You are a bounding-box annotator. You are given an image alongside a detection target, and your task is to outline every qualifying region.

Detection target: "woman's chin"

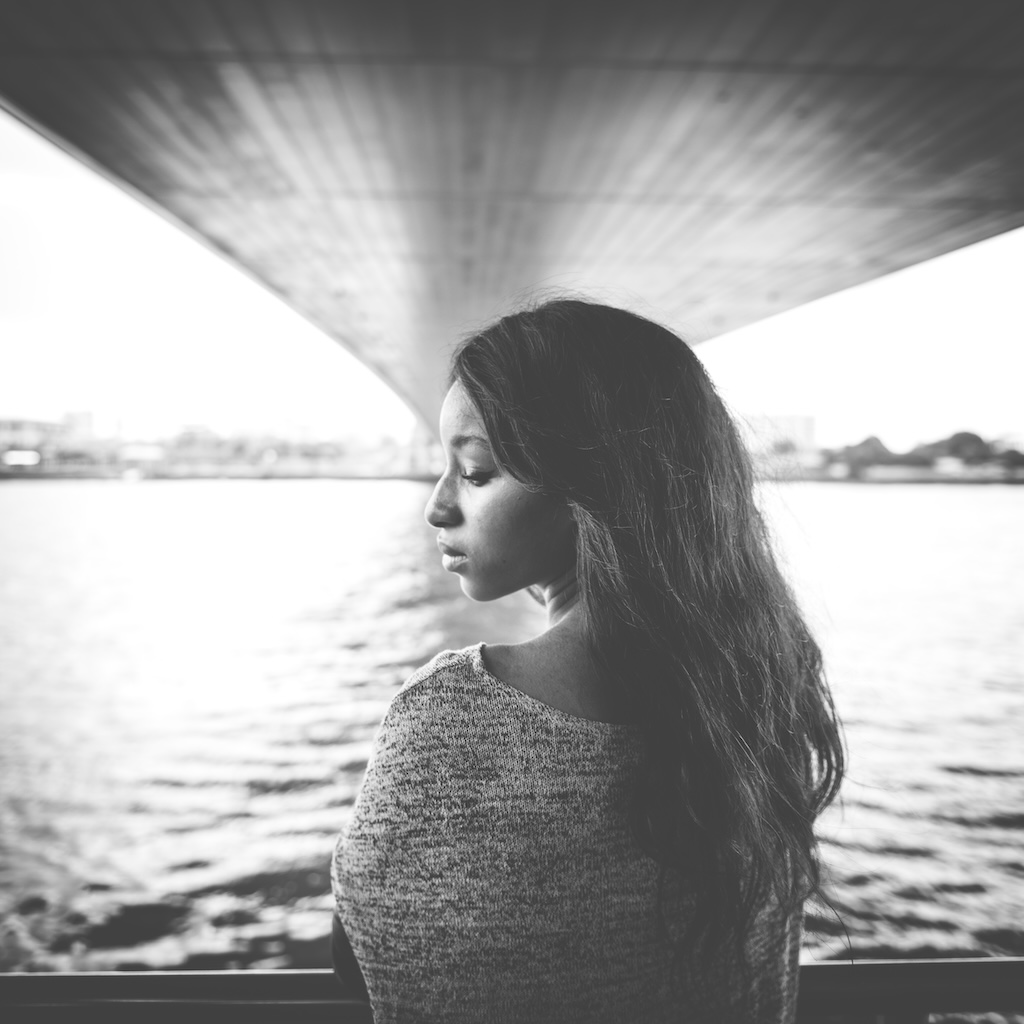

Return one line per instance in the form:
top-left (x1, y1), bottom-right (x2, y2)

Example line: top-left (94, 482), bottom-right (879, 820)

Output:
top-left (459, 579), bottom-right (493, 602)
top-left (458, 577), bottom-right (512, 603)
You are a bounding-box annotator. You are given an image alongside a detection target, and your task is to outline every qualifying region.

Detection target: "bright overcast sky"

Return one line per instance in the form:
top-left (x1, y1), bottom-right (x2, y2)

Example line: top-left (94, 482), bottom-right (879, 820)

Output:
top-left (1, 107), bottom-right (1022, 451)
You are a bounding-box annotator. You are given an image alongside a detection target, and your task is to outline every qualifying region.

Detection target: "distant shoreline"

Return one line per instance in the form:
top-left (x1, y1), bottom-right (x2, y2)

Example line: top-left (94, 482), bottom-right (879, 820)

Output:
top-left (764, 476), bottom-right (1024, 485)
top-left (0, 470), bottom-right (439, 483)
top-left (2, 470), bottom-right (1022, 485)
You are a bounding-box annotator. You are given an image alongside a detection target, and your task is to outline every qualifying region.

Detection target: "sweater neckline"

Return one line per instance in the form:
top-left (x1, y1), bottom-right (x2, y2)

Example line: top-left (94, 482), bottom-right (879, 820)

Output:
top-left (469, 642), bottom-right (640, 734)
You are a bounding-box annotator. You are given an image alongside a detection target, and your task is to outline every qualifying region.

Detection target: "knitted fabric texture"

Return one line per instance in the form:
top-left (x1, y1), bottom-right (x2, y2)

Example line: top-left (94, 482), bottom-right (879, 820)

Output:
top-left (332, 644), bottom-right (801, 1023)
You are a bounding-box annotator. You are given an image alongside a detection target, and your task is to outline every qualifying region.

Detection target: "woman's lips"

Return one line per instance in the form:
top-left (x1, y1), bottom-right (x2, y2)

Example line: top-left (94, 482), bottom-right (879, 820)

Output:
top-left (437, 540), bottom-right (467, 571)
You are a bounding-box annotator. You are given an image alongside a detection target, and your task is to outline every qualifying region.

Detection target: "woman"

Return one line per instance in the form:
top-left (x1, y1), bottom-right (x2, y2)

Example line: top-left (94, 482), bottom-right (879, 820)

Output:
top-left (331, 298), bottom-right (845, 1023)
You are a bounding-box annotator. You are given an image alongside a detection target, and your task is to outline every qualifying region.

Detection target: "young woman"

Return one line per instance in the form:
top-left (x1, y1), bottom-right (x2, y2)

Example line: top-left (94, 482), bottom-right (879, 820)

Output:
top-left (331, 298), bottom-right (845, 1023)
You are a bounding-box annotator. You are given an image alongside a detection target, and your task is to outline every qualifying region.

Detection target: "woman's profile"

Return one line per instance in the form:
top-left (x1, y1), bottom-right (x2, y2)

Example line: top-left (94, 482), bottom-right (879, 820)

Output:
top-left (331, 298), bottom-right (845, 1023)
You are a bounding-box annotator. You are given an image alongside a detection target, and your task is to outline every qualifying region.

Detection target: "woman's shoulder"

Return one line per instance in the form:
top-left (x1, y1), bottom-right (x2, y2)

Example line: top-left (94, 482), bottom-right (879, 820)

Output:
top-left (376, 644), bottom-right (495, 746)
top-left (354, 647), bottom-right (489, 802)
top-left (388, 640), bottom-right (637, 736)
top-left (395, 643), bottom-right (487, 707)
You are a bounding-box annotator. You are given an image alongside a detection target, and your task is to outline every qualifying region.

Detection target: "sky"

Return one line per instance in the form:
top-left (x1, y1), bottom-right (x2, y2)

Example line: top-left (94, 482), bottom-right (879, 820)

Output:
top-left (0, 110), bottom-right (416, 443)
top-left (1, 107), bottom-right (1022, 452)
top-left (697, 232), bottom-right (1024, 452)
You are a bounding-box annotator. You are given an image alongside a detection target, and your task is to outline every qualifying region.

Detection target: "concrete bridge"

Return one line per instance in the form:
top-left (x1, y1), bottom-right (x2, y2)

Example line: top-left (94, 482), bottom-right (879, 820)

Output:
top-left (1, 0), bottom-right (1023, 426)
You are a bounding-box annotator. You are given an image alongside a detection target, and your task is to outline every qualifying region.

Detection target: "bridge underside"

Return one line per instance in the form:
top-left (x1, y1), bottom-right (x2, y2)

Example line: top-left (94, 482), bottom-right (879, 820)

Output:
top-left (1, 0), bottom-right (1023, 425)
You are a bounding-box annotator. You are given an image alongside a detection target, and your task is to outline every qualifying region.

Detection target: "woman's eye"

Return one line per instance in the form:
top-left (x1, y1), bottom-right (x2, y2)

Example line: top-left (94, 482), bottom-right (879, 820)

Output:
top-left (461, 470), bottom-right (494, 486)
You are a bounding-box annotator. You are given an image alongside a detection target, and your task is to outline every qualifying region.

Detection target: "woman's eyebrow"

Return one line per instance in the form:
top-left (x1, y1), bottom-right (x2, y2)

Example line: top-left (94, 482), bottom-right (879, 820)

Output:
top-left (451, 434), bottom-right (490, 450)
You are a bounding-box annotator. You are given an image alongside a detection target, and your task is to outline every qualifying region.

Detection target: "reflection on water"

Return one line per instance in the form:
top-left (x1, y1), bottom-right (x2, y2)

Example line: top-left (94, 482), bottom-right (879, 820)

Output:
top-left (0, 479), bottom-right (1022, 970)
top-left (762, 483), bottom-right (1024, 961)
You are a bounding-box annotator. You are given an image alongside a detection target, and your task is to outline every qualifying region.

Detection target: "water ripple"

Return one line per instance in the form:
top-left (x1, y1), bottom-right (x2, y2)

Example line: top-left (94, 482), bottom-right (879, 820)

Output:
top-left (1, 479), bottom-right (1022, 969)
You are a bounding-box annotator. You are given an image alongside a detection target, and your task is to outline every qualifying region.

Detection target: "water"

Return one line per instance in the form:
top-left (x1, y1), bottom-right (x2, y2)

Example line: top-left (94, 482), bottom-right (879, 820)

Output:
top-left (0, 479), bottom-right (1021, 970)
top-left (760, 484), bottom-right (1024, 961)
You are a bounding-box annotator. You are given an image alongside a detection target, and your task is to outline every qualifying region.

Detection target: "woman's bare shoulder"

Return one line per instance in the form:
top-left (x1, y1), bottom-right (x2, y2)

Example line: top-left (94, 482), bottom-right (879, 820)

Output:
top-left (483, 631), bottom-right (626, 724)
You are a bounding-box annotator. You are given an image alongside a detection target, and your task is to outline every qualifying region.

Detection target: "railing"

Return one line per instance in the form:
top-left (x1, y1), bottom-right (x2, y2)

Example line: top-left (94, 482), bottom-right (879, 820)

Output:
top-left (796, 957), bottom-right (1024, 1022)
top-left (1, 957), bottom-right (1022, 1022)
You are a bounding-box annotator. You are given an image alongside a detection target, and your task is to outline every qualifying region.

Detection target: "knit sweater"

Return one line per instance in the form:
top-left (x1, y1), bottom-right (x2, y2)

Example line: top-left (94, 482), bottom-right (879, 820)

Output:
top-left (331, 644), bottom-right (801, 1023)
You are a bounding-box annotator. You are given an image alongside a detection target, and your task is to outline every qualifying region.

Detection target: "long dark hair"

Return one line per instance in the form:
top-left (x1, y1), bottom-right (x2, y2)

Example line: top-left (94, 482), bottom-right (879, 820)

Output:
top-left (451, 297), bottom-right (845, 1010)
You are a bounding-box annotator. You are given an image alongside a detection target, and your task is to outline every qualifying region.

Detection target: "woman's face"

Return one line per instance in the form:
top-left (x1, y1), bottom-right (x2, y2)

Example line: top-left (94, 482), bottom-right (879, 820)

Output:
top-left (424, 381), bottom-right (574, 602)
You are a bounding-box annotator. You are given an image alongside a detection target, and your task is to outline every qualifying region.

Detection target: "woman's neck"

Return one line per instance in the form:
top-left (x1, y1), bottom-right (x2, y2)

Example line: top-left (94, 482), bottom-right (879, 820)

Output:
top-left (540, 566), bottom-right (582, 630)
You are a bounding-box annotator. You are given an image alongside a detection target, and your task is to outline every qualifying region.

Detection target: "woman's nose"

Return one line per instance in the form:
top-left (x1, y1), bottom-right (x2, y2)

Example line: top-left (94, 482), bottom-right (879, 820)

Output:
top-left (424, 475), bottom-right (459, 528)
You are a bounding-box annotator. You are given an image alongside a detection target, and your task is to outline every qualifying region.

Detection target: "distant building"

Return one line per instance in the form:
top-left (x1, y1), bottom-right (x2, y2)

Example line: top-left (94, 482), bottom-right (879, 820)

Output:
top-left (62, 411), bottom-right (95, 441)
top-left (741, 415), bottom-right (823, 479)
top-left (933, 456), bottom-right (1006, 480)
top-left (119, 443), bottom-right (167, 465)
top-left (741, 414), bottom-right (817, 455)
top-left (0, 418), bottom-right (66, 450)
top-left (861, 464), bottom-right (938, 482)
top-left (1, 449), bottom-right (41, 467)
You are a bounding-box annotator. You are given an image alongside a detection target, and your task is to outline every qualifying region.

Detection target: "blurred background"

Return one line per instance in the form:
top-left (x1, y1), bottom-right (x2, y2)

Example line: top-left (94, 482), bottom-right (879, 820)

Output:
top-left (1, 0), bottom-right (1022, 974)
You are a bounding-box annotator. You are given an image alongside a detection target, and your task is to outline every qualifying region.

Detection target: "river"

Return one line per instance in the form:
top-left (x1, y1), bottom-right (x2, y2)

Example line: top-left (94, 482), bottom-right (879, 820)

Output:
top-left (0, 478), bottom-right (1021, 969)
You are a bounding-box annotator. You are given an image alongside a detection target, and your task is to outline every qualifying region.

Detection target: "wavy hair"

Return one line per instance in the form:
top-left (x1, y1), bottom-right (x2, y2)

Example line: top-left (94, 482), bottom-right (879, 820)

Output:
top-left (450, 297), bottom-right (845, 1014)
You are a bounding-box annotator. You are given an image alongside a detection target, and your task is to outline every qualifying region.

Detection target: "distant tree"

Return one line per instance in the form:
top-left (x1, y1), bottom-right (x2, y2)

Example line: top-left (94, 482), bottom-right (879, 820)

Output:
top-left (910, 431), bottom-right (994, 465)
top-left (846, 436), bottom-right (891, 464)
top-left (837, 436), bottom-right (891, 479)
top-left (888, 451), bottom-right (932, 467)
top-left (946, 431), bottom-right (992, 464)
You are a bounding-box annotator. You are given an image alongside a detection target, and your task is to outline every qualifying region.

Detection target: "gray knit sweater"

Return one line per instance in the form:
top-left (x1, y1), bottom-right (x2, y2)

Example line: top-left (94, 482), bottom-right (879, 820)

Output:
top-left (331, 644), bottom-right (801, 1023)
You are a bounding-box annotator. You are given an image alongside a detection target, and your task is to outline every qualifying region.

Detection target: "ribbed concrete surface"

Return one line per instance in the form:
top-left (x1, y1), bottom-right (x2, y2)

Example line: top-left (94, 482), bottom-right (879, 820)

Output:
top-left (1, 0), bottom-right (1022, 422)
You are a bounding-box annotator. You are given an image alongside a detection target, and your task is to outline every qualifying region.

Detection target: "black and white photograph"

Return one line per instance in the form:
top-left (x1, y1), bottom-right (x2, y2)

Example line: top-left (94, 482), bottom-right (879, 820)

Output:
top-left (1, 2), bottom-right (1023, 1021)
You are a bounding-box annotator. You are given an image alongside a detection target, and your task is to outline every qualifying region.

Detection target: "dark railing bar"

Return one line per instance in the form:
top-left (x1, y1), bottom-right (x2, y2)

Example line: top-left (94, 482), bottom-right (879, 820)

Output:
top-left (797, 956), bottom-right (1024, 1015)
top-left (0, 958), bottom-right (1021, 1022)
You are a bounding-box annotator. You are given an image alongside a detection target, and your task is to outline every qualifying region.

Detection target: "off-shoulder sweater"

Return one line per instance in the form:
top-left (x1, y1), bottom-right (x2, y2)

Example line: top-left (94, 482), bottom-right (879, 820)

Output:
top-left (331, 644), bottom-right (801, 1023)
